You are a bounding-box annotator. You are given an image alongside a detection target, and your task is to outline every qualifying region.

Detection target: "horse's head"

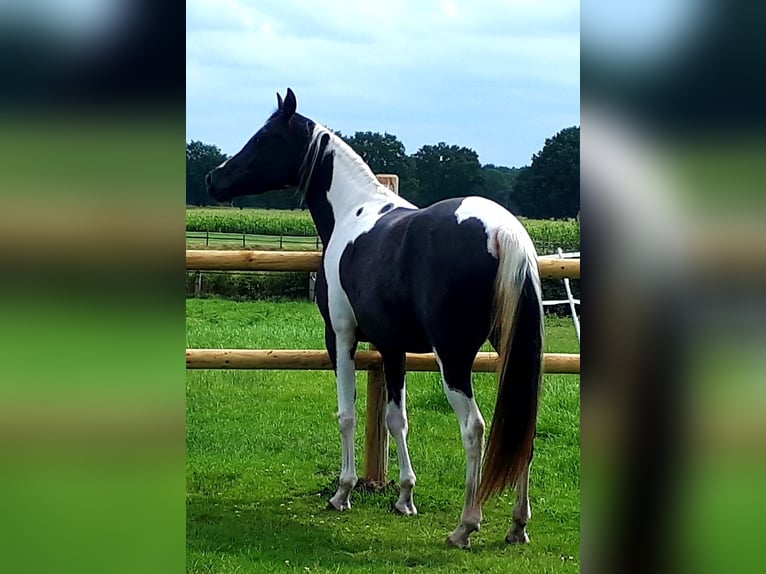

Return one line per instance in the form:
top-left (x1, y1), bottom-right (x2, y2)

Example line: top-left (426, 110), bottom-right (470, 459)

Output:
top-left (206, 88), bottom-right (311, 202)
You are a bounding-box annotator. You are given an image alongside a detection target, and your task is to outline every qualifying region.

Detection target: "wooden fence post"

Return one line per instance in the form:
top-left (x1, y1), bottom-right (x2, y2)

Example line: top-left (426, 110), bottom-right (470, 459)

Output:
top-left (363, 174), bottom-right (399, 485)
top-left (364, 364), bottom-right (388, 485)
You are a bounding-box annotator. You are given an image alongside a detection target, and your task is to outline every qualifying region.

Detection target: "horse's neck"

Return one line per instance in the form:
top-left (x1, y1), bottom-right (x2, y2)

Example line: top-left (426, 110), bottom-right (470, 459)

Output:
top-left (304, 129), bottom-right (392, 244)
top-left (326, 136), bottom-right (386, 215)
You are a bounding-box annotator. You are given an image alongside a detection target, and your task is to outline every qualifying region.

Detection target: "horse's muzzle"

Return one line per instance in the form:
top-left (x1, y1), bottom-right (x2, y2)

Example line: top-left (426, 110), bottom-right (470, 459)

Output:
top-left (206, 170), bottom-right (225, 202)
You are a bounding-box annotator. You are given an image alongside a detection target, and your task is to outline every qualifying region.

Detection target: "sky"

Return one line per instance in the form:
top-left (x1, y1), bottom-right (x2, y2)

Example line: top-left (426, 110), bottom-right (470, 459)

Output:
top-left (186, 0), bottom-right (580, 168)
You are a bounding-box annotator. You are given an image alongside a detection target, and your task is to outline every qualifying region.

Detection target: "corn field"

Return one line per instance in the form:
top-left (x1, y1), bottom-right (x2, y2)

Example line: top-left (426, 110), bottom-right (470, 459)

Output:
top-left (186, 207), bottom-right (580, 254)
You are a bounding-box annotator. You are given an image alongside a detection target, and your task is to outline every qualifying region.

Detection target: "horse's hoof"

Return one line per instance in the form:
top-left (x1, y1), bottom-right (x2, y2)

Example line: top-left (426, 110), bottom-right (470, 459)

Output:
top-left (326, 498), bottom-right (351, 511)
top-left (446, 533), bottom-right (471, 550)
top-left (394, 501), bottom-right (418, 516)
top-left (505, 531), bottom-right (530, 544)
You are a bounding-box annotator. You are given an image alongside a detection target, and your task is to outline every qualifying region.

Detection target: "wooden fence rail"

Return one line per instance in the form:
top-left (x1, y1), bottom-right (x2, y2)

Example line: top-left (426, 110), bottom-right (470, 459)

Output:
top-left (186, 249), bottom-right (580, 280)
top-left (186, 349), bottom-right (580, 373)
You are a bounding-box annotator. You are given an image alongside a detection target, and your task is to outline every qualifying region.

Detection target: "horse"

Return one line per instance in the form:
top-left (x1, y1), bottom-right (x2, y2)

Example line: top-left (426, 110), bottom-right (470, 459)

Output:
top-left (205, 88), bottom-right (544, 549)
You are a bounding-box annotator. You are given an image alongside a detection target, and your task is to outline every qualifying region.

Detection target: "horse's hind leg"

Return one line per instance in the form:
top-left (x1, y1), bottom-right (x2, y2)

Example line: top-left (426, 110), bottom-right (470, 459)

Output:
top-left (381, 350), bottom-right (417, 515)
top-left (434, 348), bottom-right (486, 549)
top-left (489, 328), bottom-right (534, 543)
top-left (506, 450), bottom-right (532, 544)
top-left (489, 329), bottom-right (534, 544)
top-left (326, 326), bottom-right (359, 511)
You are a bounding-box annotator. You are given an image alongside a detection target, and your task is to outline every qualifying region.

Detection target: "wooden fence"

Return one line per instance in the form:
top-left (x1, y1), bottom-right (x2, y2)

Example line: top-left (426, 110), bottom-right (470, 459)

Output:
top-left (185, 349), bottom-right (580, 373)
top-left (185, 175), bottom-right (581, 484)
top-left (185, 249), bottom-right (580, 279)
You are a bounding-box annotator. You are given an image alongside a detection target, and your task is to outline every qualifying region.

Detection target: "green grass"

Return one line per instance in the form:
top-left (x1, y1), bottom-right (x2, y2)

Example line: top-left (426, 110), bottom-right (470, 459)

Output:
top-left (187, 299), bottom-right (580, 573)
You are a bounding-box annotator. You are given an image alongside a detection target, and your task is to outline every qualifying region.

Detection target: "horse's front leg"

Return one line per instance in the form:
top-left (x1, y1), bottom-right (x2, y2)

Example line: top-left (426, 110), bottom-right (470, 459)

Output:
top-left (326, 325), bottom-right (359, 511)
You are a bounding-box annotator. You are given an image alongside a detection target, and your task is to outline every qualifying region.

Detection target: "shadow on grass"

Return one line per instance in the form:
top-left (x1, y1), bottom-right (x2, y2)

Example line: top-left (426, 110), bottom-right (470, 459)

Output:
top-left (186, 487), bottom-right (485, 570)
top-left (188, 494), bottom-right (356, 556)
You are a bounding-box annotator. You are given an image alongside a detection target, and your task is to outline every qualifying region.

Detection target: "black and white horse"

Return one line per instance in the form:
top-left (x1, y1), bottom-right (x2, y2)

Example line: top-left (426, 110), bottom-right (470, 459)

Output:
top-left (206, 89), bottom-right (543, 548)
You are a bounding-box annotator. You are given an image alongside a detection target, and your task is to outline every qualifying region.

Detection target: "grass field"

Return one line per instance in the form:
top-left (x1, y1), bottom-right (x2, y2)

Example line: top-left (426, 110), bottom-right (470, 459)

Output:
top-left (186, 299), bottom-right (580, 573)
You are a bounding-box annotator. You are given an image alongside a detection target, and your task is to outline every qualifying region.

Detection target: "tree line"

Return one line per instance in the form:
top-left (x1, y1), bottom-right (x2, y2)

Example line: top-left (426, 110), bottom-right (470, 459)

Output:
top-left (187, 126), bottom-right (579, 219)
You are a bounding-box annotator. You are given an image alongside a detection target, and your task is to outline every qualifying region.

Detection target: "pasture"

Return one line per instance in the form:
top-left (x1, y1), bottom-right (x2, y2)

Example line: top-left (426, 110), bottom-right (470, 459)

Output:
top-left (187, 299), bottom-right (580, 573)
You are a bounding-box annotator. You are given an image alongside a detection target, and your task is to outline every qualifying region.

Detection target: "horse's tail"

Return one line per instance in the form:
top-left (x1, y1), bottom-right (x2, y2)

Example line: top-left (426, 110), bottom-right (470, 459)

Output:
top-left (477, 227), bottom-right (544, 503)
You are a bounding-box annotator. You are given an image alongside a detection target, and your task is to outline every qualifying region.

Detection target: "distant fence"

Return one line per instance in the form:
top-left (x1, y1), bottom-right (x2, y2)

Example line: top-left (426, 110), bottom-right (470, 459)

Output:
top-left (186, 229), bottom-right (574, 256)
top-left (186, 230), bottom-right (321, 250)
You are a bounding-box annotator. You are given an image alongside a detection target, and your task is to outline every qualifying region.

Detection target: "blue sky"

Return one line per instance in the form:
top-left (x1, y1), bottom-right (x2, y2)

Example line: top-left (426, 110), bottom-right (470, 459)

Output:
top-left (186, 0), bottom-right (580, 168)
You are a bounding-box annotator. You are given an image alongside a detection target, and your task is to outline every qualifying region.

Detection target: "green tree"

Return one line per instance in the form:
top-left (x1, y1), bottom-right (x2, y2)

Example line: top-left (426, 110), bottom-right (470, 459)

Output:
top-left (186, 140), bottom-right (227, 206)
top-left (478, 164), bottom-right (521, 210)
top-left (511, 126), bottom-right (580, 219)
top-left (340, 131), bottom-right (419, 203)
top-left (412, 142), bottom-right (483, 206)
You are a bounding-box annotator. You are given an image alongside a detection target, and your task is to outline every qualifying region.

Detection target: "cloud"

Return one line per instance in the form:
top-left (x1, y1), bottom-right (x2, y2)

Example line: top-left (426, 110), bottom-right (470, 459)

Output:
top-left (442, 0), bottom-right (458, 18)
top-left (186, 0), bottom-right (580, 167)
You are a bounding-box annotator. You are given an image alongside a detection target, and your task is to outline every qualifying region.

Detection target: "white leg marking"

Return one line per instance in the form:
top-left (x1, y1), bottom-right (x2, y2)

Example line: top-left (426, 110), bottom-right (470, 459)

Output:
top-left (386, 382), bottom-right (417, 515)
top-left (328, 335), bottom-right (358, 511)
top-left (435, 351), bottom-right (486, 549)
top-left (507, 462), bottom-right (532, 544)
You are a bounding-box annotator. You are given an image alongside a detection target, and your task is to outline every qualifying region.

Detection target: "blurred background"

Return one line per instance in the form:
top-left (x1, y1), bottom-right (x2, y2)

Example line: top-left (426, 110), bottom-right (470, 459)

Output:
top-left (582, 1), bottom-right (766, 572)
top-left (0, 1), bottom-right (184, 573)
top-left (2, 1), bottom-right (765, 572)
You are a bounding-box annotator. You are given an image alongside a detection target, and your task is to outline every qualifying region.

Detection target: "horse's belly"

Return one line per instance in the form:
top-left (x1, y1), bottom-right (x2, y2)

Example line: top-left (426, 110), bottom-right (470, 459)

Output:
top-left (353, 303), bottom-right (431, 353)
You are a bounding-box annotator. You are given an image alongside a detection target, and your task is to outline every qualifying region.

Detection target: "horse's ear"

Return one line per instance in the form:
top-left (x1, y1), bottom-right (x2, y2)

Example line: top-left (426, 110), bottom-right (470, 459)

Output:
top-left (276, 91), bottom-right (283, 110)
top-left (282, 87), bottom-right (297, 119)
